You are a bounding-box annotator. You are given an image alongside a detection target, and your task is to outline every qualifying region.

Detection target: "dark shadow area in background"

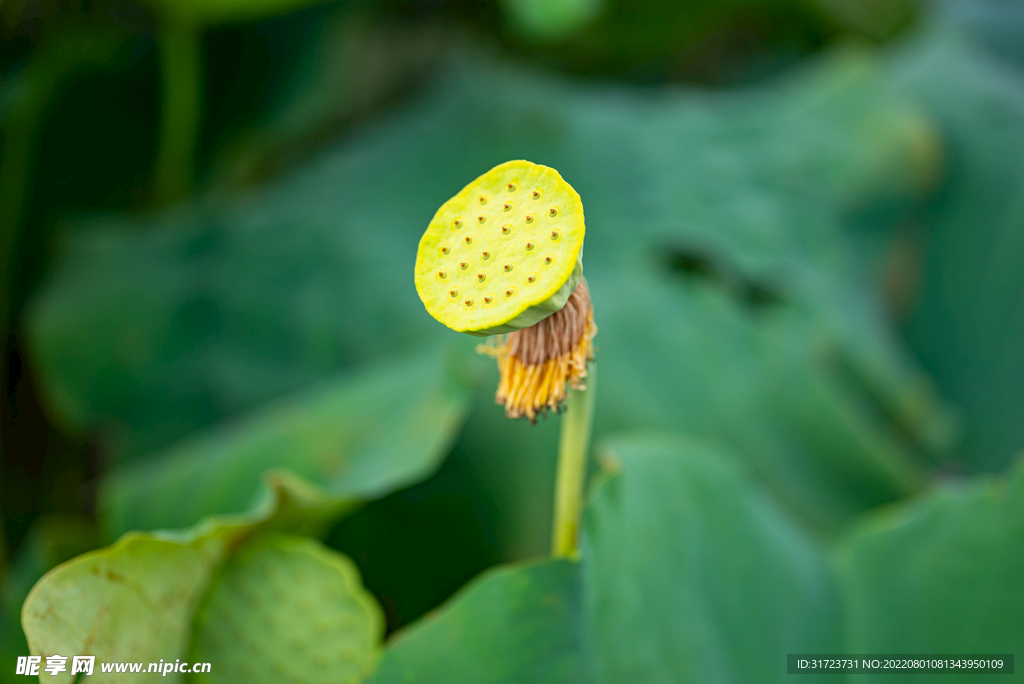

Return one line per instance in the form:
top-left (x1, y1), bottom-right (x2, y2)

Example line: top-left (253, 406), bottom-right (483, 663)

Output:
top-left (326, 441), bottom-right (500, 635)
top-left (2, 32), bottom-right (157, 555)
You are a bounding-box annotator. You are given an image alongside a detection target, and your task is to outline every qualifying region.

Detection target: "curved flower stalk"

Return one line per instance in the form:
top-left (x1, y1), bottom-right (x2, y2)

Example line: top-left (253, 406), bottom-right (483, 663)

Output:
top-left (415, 159), bottom-right (597, 557)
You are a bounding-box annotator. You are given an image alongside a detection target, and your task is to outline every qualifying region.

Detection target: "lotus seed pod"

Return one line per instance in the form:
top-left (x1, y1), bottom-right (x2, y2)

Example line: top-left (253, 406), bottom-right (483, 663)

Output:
top-left (189, 534), bottom-right (383, 684)
top-left (415, 160), bottom-right (585, 336)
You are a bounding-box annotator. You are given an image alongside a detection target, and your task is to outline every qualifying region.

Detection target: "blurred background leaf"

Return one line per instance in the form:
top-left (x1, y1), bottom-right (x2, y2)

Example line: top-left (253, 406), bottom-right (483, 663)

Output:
top-left (368, 433), bottom-right (843, 684)
top-left (835, 454), bottom-right (1024, 679)
top-left (189, 534), bottom-right (383, 684)
top-left (884, 24), bottom-right (1024, 475)
top-left (836, 453), bottom-right (1024, 683)
top-left (25, 530), bottom-right (230, 684)
top-left (581, 435), bottom-right (842, 683)
top-left (938, 0), bottom-right (1024, 73)
top-left (367, 559), bottom-right (588, 684)
top-left (0, 612), bottom-right (27, 684)
top-left (21, 472), bottom-right (384, 682)
top-left (99, 346), bottom-right (471, 539)
top-left (0, 514), bottom-right (98, 625)
top-left (368, 433), bottom-right (1024, 683)
top-left (501, 0), bottom-right (604, 44)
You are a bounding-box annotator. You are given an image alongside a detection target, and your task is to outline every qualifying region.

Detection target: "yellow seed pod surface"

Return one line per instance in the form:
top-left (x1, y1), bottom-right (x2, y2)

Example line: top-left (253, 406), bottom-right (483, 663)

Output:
top-left (415, 160), bottom-right (585, 336)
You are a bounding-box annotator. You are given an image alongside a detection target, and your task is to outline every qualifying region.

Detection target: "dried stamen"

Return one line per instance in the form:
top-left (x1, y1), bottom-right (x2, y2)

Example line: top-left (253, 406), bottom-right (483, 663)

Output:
top-left (477, 278), bottom-right (596, 423)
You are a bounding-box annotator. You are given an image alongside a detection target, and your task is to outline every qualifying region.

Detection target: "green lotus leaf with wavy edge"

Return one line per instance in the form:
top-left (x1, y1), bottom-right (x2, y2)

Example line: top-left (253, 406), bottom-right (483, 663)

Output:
top-left (367, 433), bottom-right (1024, 683)
top-left (21, 471), bottom-right (380, 684)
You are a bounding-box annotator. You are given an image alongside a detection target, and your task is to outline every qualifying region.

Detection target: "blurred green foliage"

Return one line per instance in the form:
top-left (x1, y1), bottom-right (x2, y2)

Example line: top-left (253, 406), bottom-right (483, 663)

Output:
top-left (22, 473), bottom-right (383, 683)
top-left (3, 0), bottom-right (1024, 680)
top-left (99, 347), bottom-right (470, 537)
top-left (368, 436), bottom-right (1024, 684)
top-left (890, 26), bottom-right (1024, 474)
top-left (189, 534), bottom-right (383, 684)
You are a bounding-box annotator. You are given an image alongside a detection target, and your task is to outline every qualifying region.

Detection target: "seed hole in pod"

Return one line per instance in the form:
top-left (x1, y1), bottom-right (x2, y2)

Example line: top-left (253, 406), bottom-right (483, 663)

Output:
top-left (465, 298), bottom-right (474, 307)
top-left (525, 215), bottom-right (534, 223)
top-left (501, 225), bottom-right (512, 235)
top-left (478, 196), bottom-right (487, 205)
top-left (505, 288), bottom-right (515, 297)
top-left (503, 202), bottom-right (512, 211)
top-left (449, 288), bottom-right (459, 297)
top-left (481, 250), bottom-right (491, 260)
top-left (525, 242), bottom-right (534, 251)
top-left (548, 207), bottom-right (558, 217)
top-left (478, 215), bottom-right (486, 224)
top-left (464, 236), bottom-right (473, 245)
top-left (507, 182), bottom-right (516, 192)
top-left (532, 190), bottom-right (541, 199)
top-left (460, 261), bottom-right (469, 270)
top-left (550, 230), bottom-right (559, 240)
top-left (503, 263), bottom-right (513, 272)
top-left (454, 219), bottom-right (462, 228)
top-left (477, 272), bottom-right (486, 282)
top-left (441, 245), bottom-right (450, 254)
top-left (483, 296), bottom-right (493, 304)
top-left (438, 270), bottom-right (447, 279)
top-left (543, 256), bottom-right (552, 265)
top-left (527, 274), bottom-right (536, 283)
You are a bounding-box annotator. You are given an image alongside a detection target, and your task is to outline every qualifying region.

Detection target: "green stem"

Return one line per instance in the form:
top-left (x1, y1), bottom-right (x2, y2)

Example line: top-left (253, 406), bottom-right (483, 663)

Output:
top-left (551, 364), bottom-right (597, 558)
top-left (152, 20), bottom-right (201, 204)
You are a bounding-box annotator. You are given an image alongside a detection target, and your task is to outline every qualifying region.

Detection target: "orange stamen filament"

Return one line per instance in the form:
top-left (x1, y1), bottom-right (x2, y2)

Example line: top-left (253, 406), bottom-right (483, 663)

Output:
top-left (477, 278), bottom-right (596, 423)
